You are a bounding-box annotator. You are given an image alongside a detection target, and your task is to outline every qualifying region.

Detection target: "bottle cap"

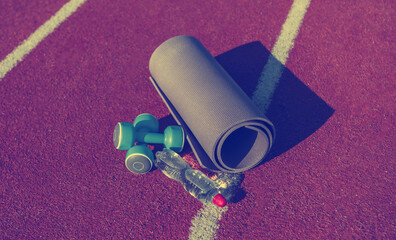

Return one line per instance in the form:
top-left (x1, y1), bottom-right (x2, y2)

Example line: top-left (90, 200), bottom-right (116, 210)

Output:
top-left (212, 194), bottom-right (227, 207)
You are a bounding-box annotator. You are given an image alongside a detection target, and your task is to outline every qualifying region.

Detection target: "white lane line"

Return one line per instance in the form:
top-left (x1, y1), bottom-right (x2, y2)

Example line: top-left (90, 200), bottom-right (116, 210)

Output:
top-left (252, 0), bottom-right (311, 111)
top-left (0, 0), bottom-right (87, 80)
top-left (189, 204), bottom-right (228, 240)
top-left (188, 0), bottom-right (311, 239)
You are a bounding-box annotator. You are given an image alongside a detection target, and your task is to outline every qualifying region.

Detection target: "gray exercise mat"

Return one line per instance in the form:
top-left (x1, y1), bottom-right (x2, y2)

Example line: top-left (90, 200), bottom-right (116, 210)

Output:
top-left (149, 36), bottom-right (275, 173)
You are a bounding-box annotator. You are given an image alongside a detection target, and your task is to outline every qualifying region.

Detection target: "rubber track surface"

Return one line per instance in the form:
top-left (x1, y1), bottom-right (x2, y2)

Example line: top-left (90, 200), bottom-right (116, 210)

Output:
top-left (0, 0), bottom-right (394, 239)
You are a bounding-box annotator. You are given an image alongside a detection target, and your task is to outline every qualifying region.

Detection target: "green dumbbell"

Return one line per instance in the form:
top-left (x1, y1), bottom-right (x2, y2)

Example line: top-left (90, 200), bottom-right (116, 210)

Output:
top-left (113, 113), bottom-right (184, 152)
top-left (113, 113), bottom-right (160, 150)
top-left (113, 113), bottom-right (184, 174)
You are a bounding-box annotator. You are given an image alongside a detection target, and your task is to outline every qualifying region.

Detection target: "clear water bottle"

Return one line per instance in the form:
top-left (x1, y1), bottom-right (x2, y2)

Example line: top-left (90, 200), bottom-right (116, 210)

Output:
top-left (154, 149), bottom-right (227, 207)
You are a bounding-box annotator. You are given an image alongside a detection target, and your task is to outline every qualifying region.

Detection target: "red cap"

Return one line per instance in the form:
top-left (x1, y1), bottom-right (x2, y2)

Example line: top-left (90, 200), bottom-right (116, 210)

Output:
top-left (212, 194), bottom-right (227, 207)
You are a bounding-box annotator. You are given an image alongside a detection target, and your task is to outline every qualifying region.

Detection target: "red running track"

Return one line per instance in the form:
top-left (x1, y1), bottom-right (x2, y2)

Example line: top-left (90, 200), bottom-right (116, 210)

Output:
top-left (0, 0), bottom-right (394, 239)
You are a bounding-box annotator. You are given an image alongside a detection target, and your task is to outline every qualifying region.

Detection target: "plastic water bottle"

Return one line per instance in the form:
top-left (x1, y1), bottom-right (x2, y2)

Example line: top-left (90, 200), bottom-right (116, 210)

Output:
top-left (154, 149), bottom-right (227, 207)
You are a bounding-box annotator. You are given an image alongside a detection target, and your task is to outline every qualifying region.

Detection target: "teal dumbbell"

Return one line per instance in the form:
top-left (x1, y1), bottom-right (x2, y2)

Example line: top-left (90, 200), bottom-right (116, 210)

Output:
top-left (113, 113), bottom-right (159, 174)
top-left (113, 113), bottom-right (185, 174)
top-left (113, 113), bottom-right (184, 152)
top-left (113, 113), bottom-right (160, 150)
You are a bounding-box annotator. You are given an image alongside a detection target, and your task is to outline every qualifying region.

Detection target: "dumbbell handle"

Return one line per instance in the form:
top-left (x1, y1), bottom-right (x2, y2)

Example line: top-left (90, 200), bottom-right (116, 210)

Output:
top-left (136, 131), bottom-right (165, 144)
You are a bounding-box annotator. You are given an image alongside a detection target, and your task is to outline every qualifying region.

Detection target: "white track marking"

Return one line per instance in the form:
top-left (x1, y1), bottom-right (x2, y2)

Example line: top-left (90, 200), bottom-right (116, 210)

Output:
top-left (188, 0), bottom-right (311, 239)
top-left (189, 204), bottom-right (228, 240)
top-left (0, 0), bottom-right (87, 80)
top-left (252, 0), bottom-right (311, 111)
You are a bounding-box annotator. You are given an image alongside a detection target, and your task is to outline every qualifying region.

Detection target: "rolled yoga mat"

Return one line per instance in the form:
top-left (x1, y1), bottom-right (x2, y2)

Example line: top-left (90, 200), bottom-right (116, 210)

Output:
top-left (149, 36), bottom-right (275, 173)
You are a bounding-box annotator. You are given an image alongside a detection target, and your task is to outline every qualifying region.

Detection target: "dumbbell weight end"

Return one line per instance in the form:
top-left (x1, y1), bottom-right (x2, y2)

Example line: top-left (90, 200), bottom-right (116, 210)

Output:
top-left (113, 122), bottom-right (135, 150)
top-left (125, 145), bottom-right (154, 174)
top-left (164, 126), bottom-right (184, 153)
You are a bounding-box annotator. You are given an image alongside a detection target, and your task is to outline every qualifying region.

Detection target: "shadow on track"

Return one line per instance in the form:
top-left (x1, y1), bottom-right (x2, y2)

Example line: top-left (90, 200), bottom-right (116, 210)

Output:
top-left (215, 41), bottom-right (334, 163)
